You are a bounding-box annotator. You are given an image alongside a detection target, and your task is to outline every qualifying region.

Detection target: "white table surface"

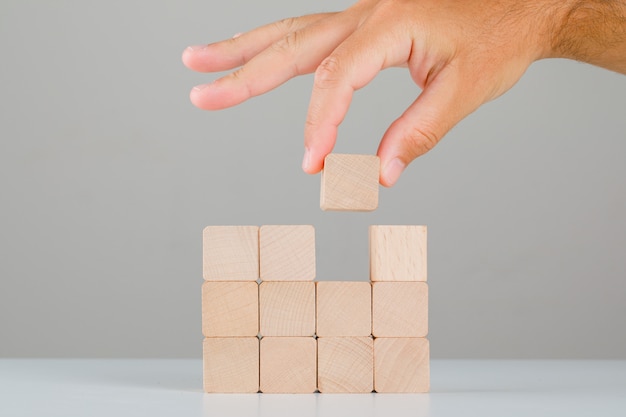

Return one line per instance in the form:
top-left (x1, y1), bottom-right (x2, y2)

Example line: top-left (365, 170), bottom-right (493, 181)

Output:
top-left (1, 359), bottom-right (625, 416)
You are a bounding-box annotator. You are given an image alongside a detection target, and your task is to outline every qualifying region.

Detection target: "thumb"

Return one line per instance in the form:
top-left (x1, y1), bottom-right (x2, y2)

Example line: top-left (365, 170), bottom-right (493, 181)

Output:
top-left (377, 68), bottom-right (482, 187)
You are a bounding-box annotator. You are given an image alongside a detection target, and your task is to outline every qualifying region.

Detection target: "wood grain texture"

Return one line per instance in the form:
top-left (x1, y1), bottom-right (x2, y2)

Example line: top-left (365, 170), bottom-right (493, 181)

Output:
top-left (372, 282), bottom-right (428, 337)
top-left (259, 225), bottom-right (315, 281)
top-left (260, 337), bottom-right (317, 393)
top-left (259, 282), bottom-right (315, 336)
top-left (316, 282), bottom-right (371, 337)
top-left (202, 281), bottom-right (258, 337)
top-left (203, 226), bottom-right (259, 281)
top-left (374, 337), bottom-right (430, 393)
top-left (369, 225), bottom-right (427, 282)
top-left (203, 337), bottom-right (259, 393)
top-left (317, 337), bottom-right (373, 393)
top-left (320, 154), bottom-right (380, 212)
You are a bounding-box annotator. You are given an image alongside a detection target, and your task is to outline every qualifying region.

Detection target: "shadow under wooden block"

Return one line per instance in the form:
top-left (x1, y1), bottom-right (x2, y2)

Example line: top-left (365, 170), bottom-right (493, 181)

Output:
top-left (203, 226), bottom-right (259, 281)
top-left (318, 337), bottom-right (373, 393)
top-left (320, 154), bottom-right (380, 212)
top-left (316, 282), bottom-right (371, 337)
top-left (203, 337), bottom-right (259, 393)
top-left (260, 337), bottom-right (317, 393)
top-left (369, 225), bottom-right (427, 281)
top-left (372, 282), bottom-right (428, 337)
top-left (259, 281), bottom-right (315, 336)
top-left (259, 225), bottom-right (315, 281)
top-left (374, 338), bottom-right (430, 393)
top-left (202, 281), bottom-right (258, 337)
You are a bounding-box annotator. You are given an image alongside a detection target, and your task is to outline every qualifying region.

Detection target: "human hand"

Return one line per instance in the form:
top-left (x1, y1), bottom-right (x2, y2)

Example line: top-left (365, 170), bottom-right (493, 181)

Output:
top-left (182, 0), bottom-right (624, 186)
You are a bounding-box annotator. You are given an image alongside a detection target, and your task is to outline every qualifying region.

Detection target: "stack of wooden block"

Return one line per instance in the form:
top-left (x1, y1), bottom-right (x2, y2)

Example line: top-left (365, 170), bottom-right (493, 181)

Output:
top-left (202, 224), bottom-right (429, 393)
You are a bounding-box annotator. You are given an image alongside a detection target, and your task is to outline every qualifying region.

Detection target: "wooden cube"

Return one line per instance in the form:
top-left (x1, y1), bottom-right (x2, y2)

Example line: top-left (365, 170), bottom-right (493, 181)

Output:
top-left (202, 281), bottom-right (258, 337)
top-left (370, 225), bottom-right (427, 281)
top-left (374, 338), bottom-right (429, 393)
top-left (316, 282), bottom-right (371, 337)
top-left (203, 337), bottom-right (259, 393)
top-left (260, 337), bottom-right (317, 393)
top-left (318, 337), bottom-right (373, 393)
top-left (203, 226), bottom-right (259, 281)
top-left (259, 225), bottom-right (315, 281)
top-left (320, 154), bottom-right (380, 211)
top-left (259, 282), bottom-right (315, 336)
top-left (372, 282), bottom-right (428, 337)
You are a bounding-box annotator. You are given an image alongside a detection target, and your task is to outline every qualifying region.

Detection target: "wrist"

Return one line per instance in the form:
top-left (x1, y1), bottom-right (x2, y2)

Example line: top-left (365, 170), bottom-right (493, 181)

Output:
top-left (530, 0), bottom-right (580, 61)
top-left (546, 0), bottom-right (626, 67)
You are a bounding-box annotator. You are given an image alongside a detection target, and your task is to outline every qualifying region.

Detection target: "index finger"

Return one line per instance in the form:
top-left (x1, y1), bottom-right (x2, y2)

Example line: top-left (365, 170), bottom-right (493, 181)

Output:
top-left (303, 26), bottom-right (410, 174)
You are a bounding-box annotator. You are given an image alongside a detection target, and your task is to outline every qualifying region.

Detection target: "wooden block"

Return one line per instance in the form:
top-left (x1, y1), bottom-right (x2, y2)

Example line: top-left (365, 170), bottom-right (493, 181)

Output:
top-left (372, 282), bottom-right (428, 337)
top-left (203, 337), bottom-right (259, 393)
top-left (259, 225), bottom-right (315, 281)
top-left (259, 281), bottom-right (315, 336)
top-left (374, 338), bottom-right (429, 393)
top-left (370, 225), bottom-right (427, 281)
top-left (203, 226), bottom-right (259, 281)
top-left (260, 337), bottom-right (317, 393)
top-left (316, 282), bottom-right (371, 337)
top-left (320, 154), bottom-right (380, 211)
top-left (317, 337), bottom-right (373, 393)
top-left (202, 281), bottom-right (258, 337)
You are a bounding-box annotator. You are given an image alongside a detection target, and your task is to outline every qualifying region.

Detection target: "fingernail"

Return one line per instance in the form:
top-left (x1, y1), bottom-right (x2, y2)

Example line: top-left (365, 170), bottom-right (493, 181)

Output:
top-left (302, 147), bottom-right (311, 172)
top-left (192, 84), bottom-right (209, 92)
top-left (383, 158), bottom-right (405, 186)
top-left (186, 45), bottom-right (207, 51)
top-left (232, 32), bottom-right (243, 39)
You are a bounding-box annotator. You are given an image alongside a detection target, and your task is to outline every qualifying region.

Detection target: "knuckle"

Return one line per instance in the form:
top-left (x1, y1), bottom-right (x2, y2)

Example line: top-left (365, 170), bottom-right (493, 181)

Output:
top-left (314, 56), bottom-right (342, 89)
top-left (371, 0), bottom-right (402, 18)
top-left (304, 117), bottom-right (317, 131)
top-left (229, 67), bottom-right (245, 81)
top-left (227, 68), bottom-right (253, 97)
top-left (404, 124), bottom-right (440, 156)
top-left (270, 31), bottom-right (299, 56)
top-left (275, 17), bottom-right (297, 32)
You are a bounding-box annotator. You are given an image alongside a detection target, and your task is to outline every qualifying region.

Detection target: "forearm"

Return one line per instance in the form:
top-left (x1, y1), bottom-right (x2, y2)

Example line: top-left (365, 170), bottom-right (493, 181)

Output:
top-left (550, 0), bottom-right (626, 73)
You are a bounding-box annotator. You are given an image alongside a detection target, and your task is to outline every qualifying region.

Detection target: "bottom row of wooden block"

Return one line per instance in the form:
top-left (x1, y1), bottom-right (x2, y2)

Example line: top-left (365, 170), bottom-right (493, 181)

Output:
top-left (203, 336), bottom-right (429, 393)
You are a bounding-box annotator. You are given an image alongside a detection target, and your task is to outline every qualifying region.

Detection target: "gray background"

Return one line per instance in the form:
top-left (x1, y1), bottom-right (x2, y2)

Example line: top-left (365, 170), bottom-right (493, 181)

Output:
top-left (1, 0), bottom-right (624, 359)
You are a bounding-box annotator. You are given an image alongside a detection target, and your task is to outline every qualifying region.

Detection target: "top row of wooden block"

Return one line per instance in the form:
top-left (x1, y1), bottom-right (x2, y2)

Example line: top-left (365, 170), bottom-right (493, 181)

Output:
top-left (203, 225), bottom-right (427, 282)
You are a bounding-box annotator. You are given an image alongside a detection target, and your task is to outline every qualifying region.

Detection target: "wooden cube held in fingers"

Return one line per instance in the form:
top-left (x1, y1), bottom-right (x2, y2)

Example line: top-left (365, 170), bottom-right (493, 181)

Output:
top-left (316, 282), bottom-right (371, 337)
top-left (318, 337), bottom-right (373, 393)
top-left (320, 154), bottom-right (380, 211)
top-left (372, 282), bottom-right (428, 337)
top-left (259, 281), bottom-right (315, 336)
top-left (203, 226), bottom-right (259, 281)
top-left (202, 281), bottom-right (258, 337)
top-left (260, 337), bottom-right (317, 393)
top-left (370, 225), bottom-right (427, 281)
top-left (374, 338), bottom-right (430, 393)
top-left (259, 225), bottom-right (315, 281)
top-left (203, 337), bottom-right (259, 393)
